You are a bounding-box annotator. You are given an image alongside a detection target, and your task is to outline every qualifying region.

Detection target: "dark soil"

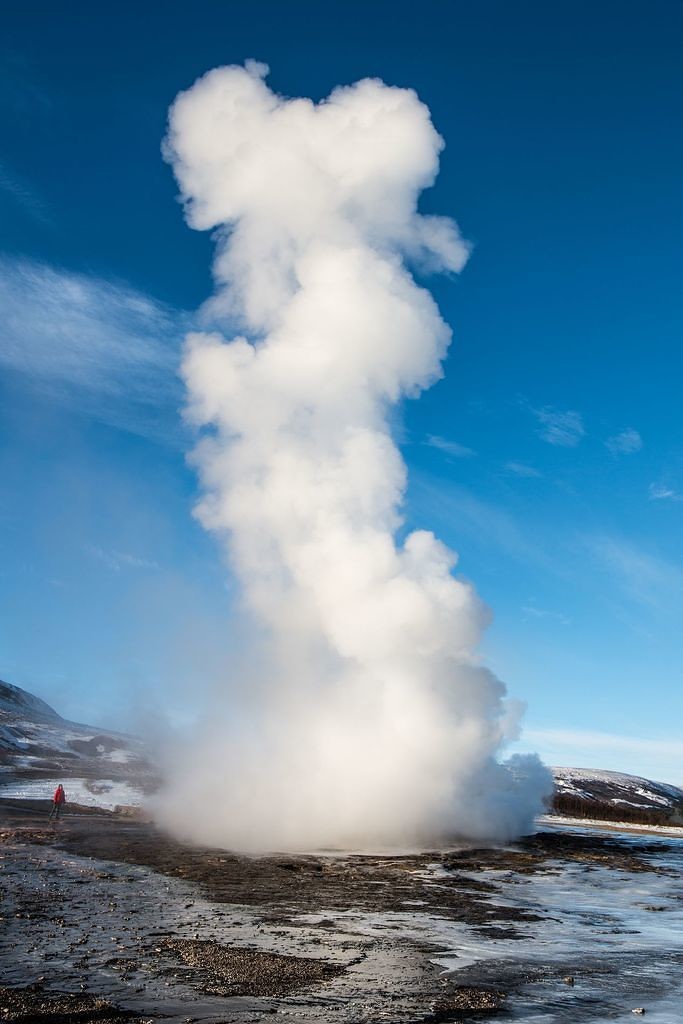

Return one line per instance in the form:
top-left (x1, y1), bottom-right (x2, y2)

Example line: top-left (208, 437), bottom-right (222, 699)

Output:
top-left (442, 829), bottom-right (670, 876)
top-left (426, 987), bottom-right (506, 1021)
top-left (2, 805), bottom-right (667, 927)
top-left (1, 801), bottom-right (679, 1023)
top-left (0, 985), bottom-right (142, 1023)
top-left (161, 937), bottom-right (344, 996)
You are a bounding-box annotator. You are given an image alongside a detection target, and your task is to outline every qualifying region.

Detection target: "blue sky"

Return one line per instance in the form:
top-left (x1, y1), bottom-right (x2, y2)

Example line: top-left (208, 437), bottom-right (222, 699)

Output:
top-left (2, 1), bottom-right (682, 783)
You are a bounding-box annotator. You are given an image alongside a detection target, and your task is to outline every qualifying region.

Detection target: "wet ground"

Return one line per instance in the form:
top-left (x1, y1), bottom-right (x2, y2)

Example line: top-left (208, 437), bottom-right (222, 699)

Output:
top-left (1, 802), bottom-right (682, 1022)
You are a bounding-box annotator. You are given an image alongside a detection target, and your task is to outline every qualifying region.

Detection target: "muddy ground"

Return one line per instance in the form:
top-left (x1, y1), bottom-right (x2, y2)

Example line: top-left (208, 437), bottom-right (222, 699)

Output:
top-left (0, 801), bottom-right (680, 1023)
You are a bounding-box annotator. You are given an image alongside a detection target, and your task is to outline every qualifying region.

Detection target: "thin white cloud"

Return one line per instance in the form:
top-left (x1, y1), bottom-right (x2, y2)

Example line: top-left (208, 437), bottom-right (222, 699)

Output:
top-left (411, 475), bottom-right (552, 570)
top-left (426, 434), bottom-right (475, 458)
top-left (0, 52), bottom-right (54, 116)
top-left (534, 406), bottom-right (584, 447)
top-left (0, 257), bottom-right (188, 440)
top-left (505, 461), bottom-right (541, 478)
top-left (649, 482), bottom-right (683, 503)
top-left (521, 604), bottom-right (571, 626)
top-left (605, 427), bottom-right (642, 455)
top-left (522, 727), bottom-right (683, 784)
top-left (86, 545), bottom-right (159, 572)
top-left (527, 728), bottom-right (683, 758)
top-left (587, 534), bottom-right (683, 609)
top-left (0, 162), bottom-right (49, 222)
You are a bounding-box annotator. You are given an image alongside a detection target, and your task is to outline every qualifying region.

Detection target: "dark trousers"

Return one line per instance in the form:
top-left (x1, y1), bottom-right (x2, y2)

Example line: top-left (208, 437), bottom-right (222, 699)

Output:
top-left (48, 801), bottom-right (63, 821)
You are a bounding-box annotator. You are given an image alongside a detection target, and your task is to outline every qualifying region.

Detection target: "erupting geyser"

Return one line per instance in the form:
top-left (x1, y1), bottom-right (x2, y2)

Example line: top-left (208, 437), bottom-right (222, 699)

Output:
top-left (157, 61), bottom-right (552, 851)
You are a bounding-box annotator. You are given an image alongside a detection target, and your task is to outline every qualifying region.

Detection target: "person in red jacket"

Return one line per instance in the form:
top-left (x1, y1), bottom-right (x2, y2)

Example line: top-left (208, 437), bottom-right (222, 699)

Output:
top-left (49, 783), bottom-right (66, 822)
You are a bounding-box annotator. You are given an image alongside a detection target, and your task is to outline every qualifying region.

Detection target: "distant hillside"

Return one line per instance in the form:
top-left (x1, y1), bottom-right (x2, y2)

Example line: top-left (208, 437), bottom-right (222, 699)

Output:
top-left (2, 678), bottom-right (682, 827)
top-left (550, 766), bottom-right (683, 827)
top-left (0, 680), bottom-right (61, 722)
top-left (0, 679), bottom-right (157, 810)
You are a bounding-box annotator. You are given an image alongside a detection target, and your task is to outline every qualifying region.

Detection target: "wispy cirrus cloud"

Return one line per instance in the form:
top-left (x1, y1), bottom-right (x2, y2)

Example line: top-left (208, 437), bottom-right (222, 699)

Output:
top-left (0, 257), bottom-right (189, 440)
top-left (521, 604), bottom-right (571, 626)
top-left (649, 482), bottom-right (683, 503)
top-left (605, 427), bottom-right (642, 455)
top-left (411, 475), bottom-right (551, 569)
top-left (522, 727), bottom-right (683, 783)
top-left (587, 534), bottom-right (683, 609)
top-left (0, 162), bottom-right (49, 223)
top-left (86, 544), bottom-right (159, 572)
top-left (425, 434), bottom-right (475, 458)
top-left (505, 461), bottom-right (541, 478)
top-left (0, 51), bottom-right (54, 117)
top-left (534, 406), bottom-right (585, 447)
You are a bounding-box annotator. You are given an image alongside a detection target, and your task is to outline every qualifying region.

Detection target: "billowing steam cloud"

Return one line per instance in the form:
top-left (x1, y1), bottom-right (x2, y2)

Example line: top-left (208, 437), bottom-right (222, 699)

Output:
top-left (157, 62), bottom-right (551, 851)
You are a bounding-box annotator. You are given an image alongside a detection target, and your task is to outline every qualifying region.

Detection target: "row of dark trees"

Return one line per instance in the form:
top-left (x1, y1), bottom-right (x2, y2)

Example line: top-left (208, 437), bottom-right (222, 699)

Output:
top-left (551, 792), bottom-right (671, 826)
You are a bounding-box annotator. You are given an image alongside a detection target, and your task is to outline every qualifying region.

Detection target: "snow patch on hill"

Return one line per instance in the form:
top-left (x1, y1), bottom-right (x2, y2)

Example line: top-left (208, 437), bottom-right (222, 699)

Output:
top-left (0, 678), bottom-right (156, 809)
top-left (0, 680), bottom-right (61, 721)
top-left (0, 777), bottom-right (143, 810)
top-left (551, 765), bottom-right (683, 825)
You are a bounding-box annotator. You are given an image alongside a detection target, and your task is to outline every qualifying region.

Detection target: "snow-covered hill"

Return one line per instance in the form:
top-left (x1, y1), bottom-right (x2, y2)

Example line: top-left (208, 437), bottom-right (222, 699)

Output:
top-left (550, 765), bottom-right (683, 826)
top-left (0, 679), bottom-right (157, 810)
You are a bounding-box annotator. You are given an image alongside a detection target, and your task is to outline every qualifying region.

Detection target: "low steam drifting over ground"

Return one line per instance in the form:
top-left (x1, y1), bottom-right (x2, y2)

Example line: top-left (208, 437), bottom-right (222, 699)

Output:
top-left (4, 679), bottom-right (683, 835)
top-left (155, 62), bottom-right (552, 851)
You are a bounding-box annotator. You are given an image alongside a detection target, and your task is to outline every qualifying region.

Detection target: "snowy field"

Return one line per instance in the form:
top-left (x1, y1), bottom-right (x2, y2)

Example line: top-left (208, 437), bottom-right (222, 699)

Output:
top-left (0, 777), bottom-right (144, 810)
top-left (540, 813), bottom-right (683, 837)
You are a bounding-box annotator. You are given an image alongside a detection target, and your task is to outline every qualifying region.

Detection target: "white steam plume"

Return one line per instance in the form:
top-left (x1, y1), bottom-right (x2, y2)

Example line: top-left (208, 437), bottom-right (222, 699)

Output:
top-left (157, 62), bottom-right (552, 851)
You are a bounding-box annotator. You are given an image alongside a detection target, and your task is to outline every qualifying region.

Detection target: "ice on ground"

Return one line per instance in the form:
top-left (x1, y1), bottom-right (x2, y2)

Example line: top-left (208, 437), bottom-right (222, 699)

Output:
top-left (538, 813), bottom-right (683, 837)
top-left (106, 748), bottom-right (132, 764)
top-left (0, 777), bottom-right (144, 810)
top-left (295, 827), bottom-right (683, 1022)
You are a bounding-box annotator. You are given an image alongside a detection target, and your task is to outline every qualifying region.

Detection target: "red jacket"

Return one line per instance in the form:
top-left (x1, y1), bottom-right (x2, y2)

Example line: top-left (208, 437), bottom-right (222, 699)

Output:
top-left (53, 787), bottom-right (66, 804)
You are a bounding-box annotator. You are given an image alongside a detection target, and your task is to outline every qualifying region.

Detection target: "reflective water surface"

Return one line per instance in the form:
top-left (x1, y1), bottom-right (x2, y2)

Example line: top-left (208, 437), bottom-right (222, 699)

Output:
top-left (2, 819), bottom-right (682, 1022)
